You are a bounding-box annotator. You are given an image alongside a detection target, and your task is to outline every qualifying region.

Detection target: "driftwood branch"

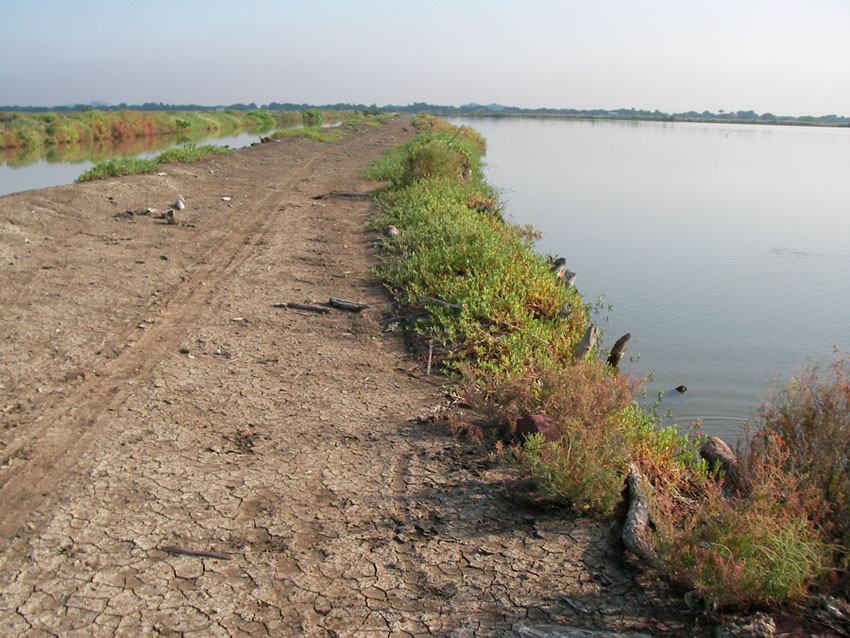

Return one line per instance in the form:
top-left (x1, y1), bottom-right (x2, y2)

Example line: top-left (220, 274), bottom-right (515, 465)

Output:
top-left (622, 465), bottom-right (664, 569)
top-left (607, 333), bottom-right (632, 369)
top-left (700, 435), bottom-right (746, 495)
top-left (572, 325), bottom-right (599, 362)
top-left (329, 297), bottom-right (371, 312)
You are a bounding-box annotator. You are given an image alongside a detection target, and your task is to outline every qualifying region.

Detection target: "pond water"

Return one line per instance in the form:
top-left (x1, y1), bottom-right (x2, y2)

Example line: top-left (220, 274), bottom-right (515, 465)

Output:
top-left (0, 128), bottom-right (273, 198)
top-left (450, 116), bottom-right (850, 442)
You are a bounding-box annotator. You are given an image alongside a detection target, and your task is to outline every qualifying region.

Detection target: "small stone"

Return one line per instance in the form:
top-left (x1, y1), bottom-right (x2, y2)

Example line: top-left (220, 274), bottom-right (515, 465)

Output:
top-left (178, 347), bottom-right (190, 354)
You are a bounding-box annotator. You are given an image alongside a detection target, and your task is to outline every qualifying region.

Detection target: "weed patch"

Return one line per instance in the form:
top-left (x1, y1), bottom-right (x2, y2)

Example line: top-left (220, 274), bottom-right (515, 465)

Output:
top-left (77, 143), bottom-right (231, 182)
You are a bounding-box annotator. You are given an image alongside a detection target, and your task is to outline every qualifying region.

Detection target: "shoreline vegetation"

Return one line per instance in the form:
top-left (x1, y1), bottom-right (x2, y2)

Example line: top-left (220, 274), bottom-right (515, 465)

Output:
top-left (0, 108), bottom-right (354, 152)
top-left (3, 102), bottom-right (847, 138)
top-left (74, 111), bottom-right (394, 182)
top-left (364, 115), bottom-right (849, 614)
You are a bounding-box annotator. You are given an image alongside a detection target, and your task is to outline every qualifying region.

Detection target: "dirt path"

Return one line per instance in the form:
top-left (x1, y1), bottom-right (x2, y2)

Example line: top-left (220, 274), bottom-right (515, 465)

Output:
top-left (0, 119), bottom-right (700, 637)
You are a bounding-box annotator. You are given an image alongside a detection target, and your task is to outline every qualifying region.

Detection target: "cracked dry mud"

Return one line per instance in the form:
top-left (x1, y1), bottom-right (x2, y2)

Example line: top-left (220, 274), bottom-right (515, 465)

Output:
top-left (0, 118), bottom-right (702, 637)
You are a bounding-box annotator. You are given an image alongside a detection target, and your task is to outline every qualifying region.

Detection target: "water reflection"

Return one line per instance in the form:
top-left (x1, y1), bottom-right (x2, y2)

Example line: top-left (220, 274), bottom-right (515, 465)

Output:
top-left (1, 127), bottom-right (271, 168)
top-left (450, 116), bottom-right (850, 442)
top-left (0, 126), bottom-right (274, 196)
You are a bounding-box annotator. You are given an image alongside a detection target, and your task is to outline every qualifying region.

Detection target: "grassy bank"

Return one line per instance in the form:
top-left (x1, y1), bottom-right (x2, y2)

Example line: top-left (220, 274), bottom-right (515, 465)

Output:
top-left (273, 111), bottom-right (396, 143)
top-left (364, 115), bottom-right (845, 611)
top-left (0, 108), bottom-right (353, 151)
top-left (76, 112), bottom-right (395, 182)
top-left (76, 144), bottom-right (232, 182)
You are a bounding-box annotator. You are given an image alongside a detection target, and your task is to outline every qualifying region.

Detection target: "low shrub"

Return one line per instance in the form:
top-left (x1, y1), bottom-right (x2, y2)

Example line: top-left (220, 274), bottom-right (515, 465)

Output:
top-left (745, 352), bottom-right (850, 581)
top-left (651, 433), bottom-right (831, 607)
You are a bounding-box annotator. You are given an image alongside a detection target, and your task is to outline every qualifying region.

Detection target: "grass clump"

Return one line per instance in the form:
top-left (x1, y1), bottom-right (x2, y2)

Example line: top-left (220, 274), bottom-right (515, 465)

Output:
top-left (77, 143), bottom-right (231, 182)
top-left (77, 157), bottom-right (161, 181)
top-left (273, 126), bottom-right (347, 143)
top-left (154, 143), bottom-right (230, 164)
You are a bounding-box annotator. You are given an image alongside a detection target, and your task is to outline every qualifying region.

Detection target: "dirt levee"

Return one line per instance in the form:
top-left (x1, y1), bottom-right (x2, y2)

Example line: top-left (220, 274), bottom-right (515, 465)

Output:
top-left (0, 119), bottom-right (694, 636)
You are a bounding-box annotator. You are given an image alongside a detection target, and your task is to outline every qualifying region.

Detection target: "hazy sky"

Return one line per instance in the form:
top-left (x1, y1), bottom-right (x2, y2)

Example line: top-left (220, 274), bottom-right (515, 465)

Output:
top-left (2, 0), bottom-right (848, 115)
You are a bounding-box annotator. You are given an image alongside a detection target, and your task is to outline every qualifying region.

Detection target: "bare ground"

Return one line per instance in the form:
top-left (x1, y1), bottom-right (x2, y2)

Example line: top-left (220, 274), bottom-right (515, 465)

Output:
top-left (0, 118), bottom-right (706, 637)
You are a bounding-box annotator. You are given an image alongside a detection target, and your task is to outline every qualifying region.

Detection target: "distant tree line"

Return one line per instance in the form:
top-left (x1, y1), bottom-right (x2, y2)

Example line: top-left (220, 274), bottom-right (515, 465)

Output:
top-left (1, 101), bottom-right (847, 126)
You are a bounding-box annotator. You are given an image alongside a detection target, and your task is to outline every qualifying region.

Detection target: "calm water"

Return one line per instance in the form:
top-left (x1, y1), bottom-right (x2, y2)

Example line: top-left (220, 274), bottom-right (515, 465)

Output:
top-left (0, 128), bottom-right (272, 197)
top-left (451, 117), bottom-right (850, 442)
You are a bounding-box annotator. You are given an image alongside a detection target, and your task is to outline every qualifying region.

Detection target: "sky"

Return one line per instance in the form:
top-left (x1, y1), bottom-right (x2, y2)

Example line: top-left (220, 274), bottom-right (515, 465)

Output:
top-left (1, 0), bottom-right (849, 116)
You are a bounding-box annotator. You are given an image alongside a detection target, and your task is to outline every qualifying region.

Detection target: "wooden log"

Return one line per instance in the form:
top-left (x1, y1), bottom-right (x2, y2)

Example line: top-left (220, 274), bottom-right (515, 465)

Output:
top-left (607, 333), bottom-right (632, 369)
top-left (273, 302), bottom-right (330, 314)
top-left (329, 297), bottom-right (371, 312)
top-left (572, 325), bottom-right (598, 362)
top-left (622, 465), bottom-right (664, 569)
top-left (700, 435), bottom-right (746, 495)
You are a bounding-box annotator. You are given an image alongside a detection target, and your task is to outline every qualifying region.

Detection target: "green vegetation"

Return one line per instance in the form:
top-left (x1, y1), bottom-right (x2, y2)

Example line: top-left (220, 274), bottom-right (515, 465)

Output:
top-left (365, 115), bottom-right (845, 610)
top-left (302, 109), bottom-right (324, 126)
top-left (652, 433), bottom-right (831, 607)
top-left (77, 143), bottom-right (231, 182)
top-left (365, 113), bottom-right (704, 498)
top-left (1, 109), bottom-right (309, 151)
top-left (272, 112), bottom-right (395, 144)
top-left (746, 354), bottom-right (850, 584)
top-left (274, 126), bottom-right (347, 143)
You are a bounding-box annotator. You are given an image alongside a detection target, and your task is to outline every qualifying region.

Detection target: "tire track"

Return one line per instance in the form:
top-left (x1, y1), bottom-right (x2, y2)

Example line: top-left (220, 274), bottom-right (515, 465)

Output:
top-left (0, 149), bottom-right (329, 541)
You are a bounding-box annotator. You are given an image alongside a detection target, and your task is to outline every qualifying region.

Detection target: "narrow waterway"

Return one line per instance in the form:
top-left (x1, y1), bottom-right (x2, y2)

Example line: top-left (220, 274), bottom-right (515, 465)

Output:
top-left (451, 116), bottom-right (850, 442)
top-left (0, 128), bottom-right (272, 197)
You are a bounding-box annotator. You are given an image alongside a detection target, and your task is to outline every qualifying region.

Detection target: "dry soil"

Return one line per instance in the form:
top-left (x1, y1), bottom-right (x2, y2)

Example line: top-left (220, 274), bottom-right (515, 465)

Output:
top-left (0, 117), bottom-right (703, 637)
